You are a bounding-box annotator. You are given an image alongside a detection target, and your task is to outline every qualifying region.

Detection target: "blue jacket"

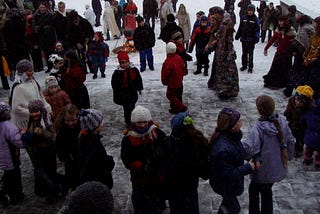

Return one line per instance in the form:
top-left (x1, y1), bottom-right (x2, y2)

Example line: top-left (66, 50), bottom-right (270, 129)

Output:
top-left (242, 115), bottom-right (295, 183)
top-left (303, 102), bottom-right (320, 150)
top-left (235, 13), bottom-right (260, 43)
top-left (209, 131), bottom-right (252, 196)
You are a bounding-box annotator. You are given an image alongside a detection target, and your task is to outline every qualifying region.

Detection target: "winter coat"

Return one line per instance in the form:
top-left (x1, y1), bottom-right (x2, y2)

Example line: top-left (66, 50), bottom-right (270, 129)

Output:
top-left (296, 23), bottom-right (314, 49)
top-left (67, 16), bottom-right (94, 48)
top-left (143, 0), bottom-right (158, 17)
top-left (303, 103), bottom-right (320, 150)
top-left (103, 1), bottom-right (121, 37)
top-left (159, 22), bottom-right (183, 43)
top-left (121, 123), bottom-right (166, 188)
top-left (11, 79), bottom-right (52, 129)
top-left (242, 115), bottom-right (295, 184)
top-left (176, 11), bottom-right (191, 42)
top-left (262, 7), bottom-right (276, 31)
top-left (43, 89), bottom-right (71, 122)
top-left (52, 10), bottom-right (69, 47)
top-left (123, 2), bottom-right (137, 14)
top-left (235, 13), bottom-right (260, 43)
top-left (265, 26), bottom-right (296, 54)
top-left (161, 53), bottom-right (186, 88)
top-left (303, 34), bottom-right (320, 67)
top-left (189, 25), bottom-right (211, 55)
top-left (84, 7), bottom-right (96, 27)
top-left (0, 121), bottom-right (23, 170)
top-left (133, 23), bottom-right (155, 51)
top-left (209, 131), bottom-right (252, 196)
top-left (111, 65), bottom-right (143, 106)
top-left (79, 132), bottom-right (115, 189)
top-left (88, 40), bottom-right (109, 67)
top-left (91, 0), bottom-right (102, 15)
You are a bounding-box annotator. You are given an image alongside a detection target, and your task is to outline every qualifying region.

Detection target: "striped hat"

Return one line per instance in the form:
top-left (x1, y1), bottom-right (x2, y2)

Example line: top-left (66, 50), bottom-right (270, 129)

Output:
top-left (78, 109), bottom-right (103, 131)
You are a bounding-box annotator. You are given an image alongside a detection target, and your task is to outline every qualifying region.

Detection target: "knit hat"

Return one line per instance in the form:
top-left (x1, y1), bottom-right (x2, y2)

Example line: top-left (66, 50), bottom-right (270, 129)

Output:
top-left (16, 59), bottom-right (33, 76)
top-left (256, 95), bottom-right (275, 117)
top-left (170, 112), bottom-right (194, 130)
top-left (220, 107), bottom-right (240, 129)
top-left (295, 85), bottom-right (314, 99)
top-left (166, 42), bottom-right (176, 54)
top-left (45, 76), bottom-right (59, 89)
top-left (78, 109), bottom-right (103, 131)
top-left (117, 51), bottom-right (129, 62)
top-left (48, 54), bottom-right (63, 64)
top-left (200, 15), bottom-right (208, 22)
top-left (171, 31), bottom-right (183, 41)
top-left (247, 4), bottom-right (255, 12)
top-left (28, 99), bottom-right (46, 113)
top-left (64, 181), bottom-right (113, 214)
top-left (131, 105), bottom-right (152, 122)
top-left (0, 102), bottom-right (11, 122)
top-left (136, 15), bottom-right (144, 23)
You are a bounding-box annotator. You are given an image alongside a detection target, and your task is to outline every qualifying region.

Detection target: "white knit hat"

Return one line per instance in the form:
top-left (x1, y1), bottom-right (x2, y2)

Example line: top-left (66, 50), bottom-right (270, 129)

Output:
top-left (45, 76), bottom-right (58, 89)
top-left (131, 105), bottom-right (152, 122)
top-left (166, 42), bottom-right (176, 54)
top-left (78, 109), bottom-right (103, 131)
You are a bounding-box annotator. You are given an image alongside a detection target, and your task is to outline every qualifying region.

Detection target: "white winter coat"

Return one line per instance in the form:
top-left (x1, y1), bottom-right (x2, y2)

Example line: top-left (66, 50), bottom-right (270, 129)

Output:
top-left (84, 7), bottom-right (96, 27)
top-left (103, 1), bottom-right (121, 38)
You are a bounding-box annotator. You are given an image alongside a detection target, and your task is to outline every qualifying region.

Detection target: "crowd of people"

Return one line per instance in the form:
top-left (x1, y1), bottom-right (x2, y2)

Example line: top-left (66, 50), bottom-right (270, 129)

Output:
top-left (0, 0), bottom-right (320, 213)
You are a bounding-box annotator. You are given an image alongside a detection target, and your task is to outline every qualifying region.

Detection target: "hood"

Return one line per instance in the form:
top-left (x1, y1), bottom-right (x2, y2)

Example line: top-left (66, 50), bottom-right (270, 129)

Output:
top-left (255, 116), bottom-right (286, 136)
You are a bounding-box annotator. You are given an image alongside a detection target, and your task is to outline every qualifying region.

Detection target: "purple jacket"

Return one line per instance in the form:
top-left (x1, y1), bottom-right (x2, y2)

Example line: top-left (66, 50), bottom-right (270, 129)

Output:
top-left (242, 115), bottom-right (295, 183)
top-left (0, 121), bottom-right (23, 170)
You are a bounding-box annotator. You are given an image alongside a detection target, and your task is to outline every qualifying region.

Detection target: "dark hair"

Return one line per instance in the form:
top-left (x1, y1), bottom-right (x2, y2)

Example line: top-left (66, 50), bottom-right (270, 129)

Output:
top-left (53, 104), bottom-right (79, 133)
top-left (298, 15), bottom-right (312, 26)
top-left (314, 16), bottom-right (320, 35)
top-left (167, 13), bottom-right (175, 22)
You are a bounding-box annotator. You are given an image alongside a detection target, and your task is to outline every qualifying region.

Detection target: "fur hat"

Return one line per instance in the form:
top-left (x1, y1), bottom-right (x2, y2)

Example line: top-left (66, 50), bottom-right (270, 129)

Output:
top-left (63, 181), bottom-right (113, 214)
top-left (256, 95), bottom-right (275, 117)
top-left (136, 15), bottom-right (144, 23)
top-left (131, 105), bottom-right (152, 122)
top-left (170, 112), bottom-right (194, 130)
top-left (45, 76), bottom-right (59, 89)
top-left (220, 107), bottom-right (240, 129)
top-left (117, 51), bottom-right (129, 62)
top-left (78, 109), bottom-right (103, 131)
top-left (0, 102), bottom-right (11, 122)
top-left (171, 31), bottom-right (183, 41)
top-left (48, 54), bottom-right (63, 64)
top-left (16, 59), bottom-right (33, 76)
top-left (166, 42), bottom-right (176, 54)
top-left (295, 85), bottom-right (314, 99)
top-left (28, 99), bottom-right (46, 113)
top-left (247, 4), bottom-right (255, 12)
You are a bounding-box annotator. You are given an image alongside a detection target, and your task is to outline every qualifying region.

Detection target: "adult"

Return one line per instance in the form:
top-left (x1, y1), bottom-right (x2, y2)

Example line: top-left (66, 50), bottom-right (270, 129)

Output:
top-left (207, 10), bottom-right (239, 98)
top-left (261, 2), bottom-right (276, 43)
top-left (103, 1), bottom-right (121, 40)
top-left (237, 0), bottom-right (251, 18)
top-left (91, 0), bottom-right (102, 27)
top-left (143, 0), bottom-right (158, 30)
top-left (287, 5), bottom-right (298, 31)
top-left (159, 13), bottom-right (183, 43)
top-left (159, 0), bottom-right (173, 30)
top-left (175, 3), bottom-right (191, 50)
top-left (51, 1), bottom-right (69, 49)
top-left (10, 59), bottom-right (51, 129)
top-left (263, 15), bottom-right (297, 88)
top-left (224, 0), bottom-right (235, 11)
top-left (133, 15), bottom-right (155, 72)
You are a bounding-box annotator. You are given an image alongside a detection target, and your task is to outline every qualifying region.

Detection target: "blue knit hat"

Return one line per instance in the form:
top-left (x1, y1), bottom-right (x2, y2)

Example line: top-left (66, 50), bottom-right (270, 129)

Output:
top-left (170, 112), bottom-right (194, 130)
top-left (78, 109), bottom-right (103, 131)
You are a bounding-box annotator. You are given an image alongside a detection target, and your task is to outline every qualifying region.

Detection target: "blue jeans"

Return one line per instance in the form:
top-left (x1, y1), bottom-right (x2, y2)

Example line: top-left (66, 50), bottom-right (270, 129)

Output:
top-left (139, 49), bottom-right (154, 71)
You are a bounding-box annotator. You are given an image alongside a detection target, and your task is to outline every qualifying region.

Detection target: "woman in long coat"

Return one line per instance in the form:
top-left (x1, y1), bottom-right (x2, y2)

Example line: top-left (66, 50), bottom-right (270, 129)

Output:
top-left (175, 4), bottom-right (191, 49)
top-left (207, 13), bottom-right (239, 99)
top-left (103, 1), bottom-right (121, 39)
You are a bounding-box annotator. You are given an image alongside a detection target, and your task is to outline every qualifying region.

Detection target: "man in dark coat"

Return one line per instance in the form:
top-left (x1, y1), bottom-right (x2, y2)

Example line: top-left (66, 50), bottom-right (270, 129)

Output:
top-left (235, 4), bottom-right (260, 73)
top-left (52, 1), bottom-right (69, 48)
top-left (133, 15), bottom-right (155, 72)
top-left (92, 0), bottom-right (102, 26)
top-left (143, 0), bottom-right (158, 30)
top-left (159, 13), bottom-right (183, 43)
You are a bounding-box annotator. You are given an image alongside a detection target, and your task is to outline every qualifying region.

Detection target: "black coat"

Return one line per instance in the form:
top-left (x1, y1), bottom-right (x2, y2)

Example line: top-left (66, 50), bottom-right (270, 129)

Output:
top-left (111, 66), bottom-right (143, 106)
top-left (67, 16), bottom-right (94, 48)
top-left (52, 11), bottom-right (69, 47)
top-left (133, 23), bottom-right (155, 50)
top-left (235, 14), bottom-right (260, 43)
top-left (143, 0), bottom-right (158, 17)
top-left (78, 133), bottom-right (115, 189)
top-left (91, 0), bottom-right (102, 15)
top-left (159, 22), bottom-right (183, 43)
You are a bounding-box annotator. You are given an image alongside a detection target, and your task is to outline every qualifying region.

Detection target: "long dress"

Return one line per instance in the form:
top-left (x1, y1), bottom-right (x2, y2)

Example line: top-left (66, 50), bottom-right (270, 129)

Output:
top-left (103, 1), bottom-right (121, 38)
top-left (208, 18), bottom-right (239, 98)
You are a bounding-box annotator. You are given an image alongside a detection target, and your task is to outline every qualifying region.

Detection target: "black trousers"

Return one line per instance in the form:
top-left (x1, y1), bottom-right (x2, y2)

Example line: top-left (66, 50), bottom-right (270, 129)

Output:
top-left (1, 167), bottom-right (23, 201)
top-left (241, 41), bottom-right (255, 69)
top-left (249, 181), bottom-right (274, 214)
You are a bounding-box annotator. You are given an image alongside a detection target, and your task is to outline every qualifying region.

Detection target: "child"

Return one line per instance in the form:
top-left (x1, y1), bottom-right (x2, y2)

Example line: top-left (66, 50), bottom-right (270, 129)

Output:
top-left (0, 103), bottom-right (24, 206)
top-left (161, 42), bottom-right (187, 114)
top-left (209, 107), bottom-right (255, 213)
top-left (302, 98), bottom-right (320, 169)
top-left (88, 32), bottom-right (109, 79)
top-left (242, 95), bottom-right (295, 214)
top-left (170, 30), bottom-right (192, 71)
top-left (53, 104), bottom-right (81, 192)
top-left (43, 76), bottom-right (71, 122)
top-left (111, 51), bottom-right (143, 127)
top-left (188, 15), bottom-right (211, 76)
top-left (48, 54), bottom-right (64, 87)
top-left (53, 41), bottom-right (65, 58)
top-left (121, 105), bottom-right (167, 213)
top-left (155, 112), bottom-right (209, 214)
top-left (284, 85), bottom-right (315, 157)
top-left (78, 108), bottom-right (115, 189)
top-left (21, 99), bottom-right (64, 203)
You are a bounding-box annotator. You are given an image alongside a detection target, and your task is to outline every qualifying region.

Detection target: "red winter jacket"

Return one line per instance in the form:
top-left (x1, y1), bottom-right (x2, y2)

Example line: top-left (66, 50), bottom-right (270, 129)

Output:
top-left (161, 53), bottom-right (187, 88)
